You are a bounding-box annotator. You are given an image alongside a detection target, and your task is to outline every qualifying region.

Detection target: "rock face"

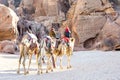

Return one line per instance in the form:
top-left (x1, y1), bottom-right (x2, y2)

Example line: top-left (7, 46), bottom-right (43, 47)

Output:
top-left (72, 0), bottom-right (115, 16)
top-left (20, 0), bottom-right (35, 14)
top-left (76, 15), bottom-right (106, 43)
top-left (76, 15), bottom-right (106, 49)
top-left (0, 0), bottom-right (8, 6)
top-left (19, 0), bottom-right (59, 16)
top-left (0, 4), bottom-right (19, 41)
top-left (8, 0), bottom-right (16, 11)
top-left (65, 0), bottom-right (116, 50)
top-left (0, 40), bottom-right (16, 54)
top-left (94, 16), bottom-right (120, 51)
top-left (33, 0), bottom-right (47, 16)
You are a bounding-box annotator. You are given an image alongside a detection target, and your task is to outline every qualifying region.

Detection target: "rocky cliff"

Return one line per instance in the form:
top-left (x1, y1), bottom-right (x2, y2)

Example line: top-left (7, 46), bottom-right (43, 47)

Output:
top-left (0, 4), bottom-right (19, 41)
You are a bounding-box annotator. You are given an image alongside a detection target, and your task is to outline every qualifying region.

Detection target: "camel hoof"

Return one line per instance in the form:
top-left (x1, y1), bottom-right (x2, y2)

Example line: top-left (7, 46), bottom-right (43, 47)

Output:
top-left (24, 72), bottom-right (27, 75)
top-left (41, 71), bottom-right (43, 74)
top-left (37, 71), bottom-right (43, 75)
top-left (51, 69), bottom-right (53, 72)
top-left (67, 66), bottom-right (69, 69)
top-left (26, 71), bottom-right (29, 74)
top-left (46, 70), bottom-right (48, 73)
top-left (37, 71), bottom-right (40, 75)
top-left (17, 70), bottom-right (20, 74)
top-left (54, 66), bottom-right (57, 69)
top-left (67, 65), bottom-right (72, 69)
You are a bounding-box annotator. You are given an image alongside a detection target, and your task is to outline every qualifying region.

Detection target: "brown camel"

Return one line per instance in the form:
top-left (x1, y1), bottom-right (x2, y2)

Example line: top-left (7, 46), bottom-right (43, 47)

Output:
top-left (17, 32), bottom-right (39, 75)
top-left (37, 36), bottom-right (55, 74)
top-left (53, 37), bottom-right (75, 69)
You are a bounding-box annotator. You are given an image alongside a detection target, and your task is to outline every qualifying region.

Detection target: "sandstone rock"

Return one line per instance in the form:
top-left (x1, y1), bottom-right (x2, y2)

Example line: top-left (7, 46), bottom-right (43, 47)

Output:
top-left (2, 45), bottom-right (15, 54)
top-left (33, 0), bottom-right (58, 16)
top-left (65, 0), bottom-right (117, 49)
top-left (96, 16), bottom-right (120, 50)
top-left (70, 0), bottom-right (115, 22)
top-left (67, 1), bottom-right (77, 19)
top-left (0, 0), bottom-right (8, 6)
top-left (74, 0), bottom-right (102, 15)
top-left (101, 17), bottom-right (120, 39)
top-left (0, 4), bottom-right (19, 41)
top-left (18, 0), bottom-right (61, 21)
top-left (0, 40), bottom-right (16, 54)
top-left (76, 15), bottom-right (106, 48)
top-left (8, 0), bottom-right (15, 11)
top-left (15, 7), bottom-right (24, 17)
top-left (115, 13), bottom-right (120, 24)
top-left (34, 16), bottom-right (60, 28)
top-left (73, 0), bottom-right (112, 16)
top-left (69, 0), bottom-right (77, 5)
top-left (47, 0), bottom-right (59, 16)
top-left (20, 0), bottom-right (35, 14)
top-left (33, 0), bottom-right (47, 16)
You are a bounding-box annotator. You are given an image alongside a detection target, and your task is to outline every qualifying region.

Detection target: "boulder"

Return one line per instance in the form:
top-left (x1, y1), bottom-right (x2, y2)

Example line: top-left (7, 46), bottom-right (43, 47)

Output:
top-left (73, 15), bottom-right (106, 49)
top-left (95, 16), bottom-right (120, 51)
top-left (72, 0), bottom-right (115, 16)
top-left (0, 40), bottom-right (16, 54)
top-left (18, 0), bottom-right (61, 21)
top-left (33, 0), bottom-right (47, 16)
top-left (67, 1), bottom-right (77, 19)
top-left (33, 0), bottom-right (59, 16)
top-left (8, 0), bottom-right (15, 11)
top-left (20, 0), bottom-right (35, 14)
top-left (0, 0), bottom-right (8, 6)
top-left (0, 4), bottom-right (19, 41)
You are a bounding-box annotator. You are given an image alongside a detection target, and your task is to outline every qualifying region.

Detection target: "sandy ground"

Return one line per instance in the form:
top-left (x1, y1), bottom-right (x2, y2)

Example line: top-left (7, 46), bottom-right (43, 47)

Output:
top-left (0, 51), bottom-right (120, 80)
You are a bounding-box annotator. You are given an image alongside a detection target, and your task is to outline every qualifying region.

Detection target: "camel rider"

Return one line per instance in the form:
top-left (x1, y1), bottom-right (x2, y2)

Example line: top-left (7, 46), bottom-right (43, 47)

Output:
top-left (64, 26), bottom-right (71, 38)
top-left (49, 27), bottom-right (56, 38)
top-left (63, 26), bottom-right (71, 46)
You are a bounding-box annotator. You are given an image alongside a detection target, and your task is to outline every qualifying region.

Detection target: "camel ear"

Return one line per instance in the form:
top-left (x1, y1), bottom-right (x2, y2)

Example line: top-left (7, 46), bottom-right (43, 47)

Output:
top-left (71, 38), bottom-right (73, 41)
top-left (70, 38), bottom-right (75, 42)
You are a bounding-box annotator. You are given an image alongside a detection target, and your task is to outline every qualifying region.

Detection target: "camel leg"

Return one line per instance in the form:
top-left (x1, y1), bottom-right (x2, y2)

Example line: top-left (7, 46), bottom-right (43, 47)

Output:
top-left (17, 44), bottom-right (23, 74)
top-left (51, 54), bottom-right (56, 68)
top-left (27, 54), bottom-right (32, 74)
top-left (67, 56), bottom-right (71, 69)
top-left (22, 55), bottom-right (27, 75)
top-left (37, 63), bottom-right (42, 74)
top-left (60, 57), bottom-right (63, 69)
top-left (36, 47), bottom-right (40, 64)
top-left (37, 52), bottom-right (39, 74)
top-left (46, 57), bottom-right (49, 73)
top-left (50, 56), bottom-right (53, 72)
top-left (46, 55), bottom-right (53, 73)
top-left (36, 48), bottom-right (43, 74)
top-left (37, 55), bottom-right (43, 74)
top-left (54, 55), bottom-right (57, 69)
top-left (22, 46), bottom-right (27, 75)
top-left (17, 54), bottom-right (22, 74)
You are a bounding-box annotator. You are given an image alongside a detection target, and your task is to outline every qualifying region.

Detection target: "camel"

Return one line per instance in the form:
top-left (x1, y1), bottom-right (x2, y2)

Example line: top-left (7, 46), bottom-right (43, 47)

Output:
top-left (53, 37), bottom-right (75, 69)
top-left (17, 18), bottom-right (48, 43)
top-left (37, 36), bottom-right (55, 74)
top-left (17, 32), bottom-right (39, 75)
